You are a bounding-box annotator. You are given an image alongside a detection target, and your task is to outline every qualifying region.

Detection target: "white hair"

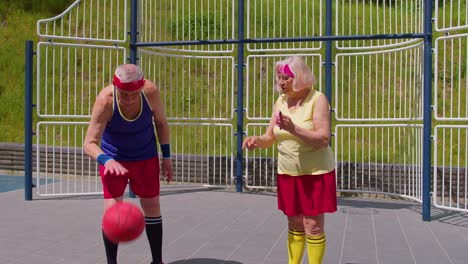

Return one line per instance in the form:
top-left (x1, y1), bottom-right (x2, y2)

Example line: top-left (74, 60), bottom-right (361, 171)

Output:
top-left (114, 64), bottom-right (144, 83)
top-left (275, 56), bottom-right (315, 92)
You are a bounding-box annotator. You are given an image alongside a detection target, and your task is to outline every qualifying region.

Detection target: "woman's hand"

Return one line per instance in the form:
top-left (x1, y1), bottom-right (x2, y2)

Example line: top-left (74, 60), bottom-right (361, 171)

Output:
top-left (276, 112), bottom-right (295, 133)
top-left (242, 136), bottom-right (259, 150)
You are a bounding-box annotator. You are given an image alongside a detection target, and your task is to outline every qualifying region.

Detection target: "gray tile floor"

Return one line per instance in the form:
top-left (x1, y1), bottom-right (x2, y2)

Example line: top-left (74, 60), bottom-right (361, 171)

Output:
top-left (1, 181), bottom-right (468, 264)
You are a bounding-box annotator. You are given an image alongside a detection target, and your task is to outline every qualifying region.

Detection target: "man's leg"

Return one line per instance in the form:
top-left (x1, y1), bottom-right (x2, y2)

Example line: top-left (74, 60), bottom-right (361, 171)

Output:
top-left (140, 197), bottom-right (163, 264)
top-left (102, 197), bottom-right (124, 264)
top-left (100, 162), bottom-right (128, 264)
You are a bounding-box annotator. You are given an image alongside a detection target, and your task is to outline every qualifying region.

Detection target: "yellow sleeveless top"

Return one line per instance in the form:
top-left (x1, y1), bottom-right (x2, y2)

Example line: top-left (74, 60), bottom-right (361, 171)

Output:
top-left (273, 90), bottom-right (335, 176)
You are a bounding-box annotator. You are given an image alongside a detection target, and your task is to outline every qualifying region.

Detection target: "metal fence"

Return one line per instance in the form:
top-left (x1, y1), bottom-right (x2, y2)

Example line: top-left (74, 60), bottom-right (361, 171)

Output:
top-left (24, 0), bottom-right (468, 221)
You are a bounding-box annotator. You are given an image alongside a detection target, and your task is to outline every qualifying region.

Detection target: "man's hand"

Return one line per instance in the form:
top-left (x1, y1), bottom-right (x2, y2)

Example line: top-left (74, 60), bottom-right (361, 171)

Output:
top-left (103, 159), bottom-right (128, 176)
top-left (161, 159), bottom-right (173, 183)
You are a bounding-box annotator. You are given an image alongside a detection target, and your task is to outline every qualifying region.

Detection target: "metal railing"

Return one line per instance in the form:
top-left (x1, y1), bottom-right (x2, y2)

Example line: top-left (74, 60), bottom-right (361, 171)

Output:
top-left (24, 0), bottom-right (468, 221)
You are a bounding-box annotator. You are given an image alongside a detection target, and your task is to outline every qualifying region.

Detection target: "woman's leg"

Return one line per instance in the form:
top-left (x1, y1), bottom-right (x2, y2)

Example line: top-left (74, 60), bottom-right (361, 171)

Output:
top-left (303, 214), bottom-right (326, 264)
top-left (287, 214), bottom-right (306, 264)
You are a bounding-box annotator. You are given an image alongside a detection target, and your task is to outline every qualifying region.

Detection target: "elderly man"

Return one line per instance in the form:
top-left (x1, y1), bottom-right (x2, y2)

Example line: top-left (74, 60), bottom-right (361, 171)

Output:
top-left (84, 64), bottom-right (173, 264)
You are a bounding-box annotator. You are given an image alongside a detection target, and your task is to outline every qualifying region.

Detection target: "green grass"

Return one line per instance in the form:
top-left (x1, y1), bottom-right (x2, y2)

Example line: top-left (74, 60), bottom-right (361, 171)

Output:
top-left (0, 0), bottom-right (75, 142)
top-left (0, 8), bottom-right (42, 142)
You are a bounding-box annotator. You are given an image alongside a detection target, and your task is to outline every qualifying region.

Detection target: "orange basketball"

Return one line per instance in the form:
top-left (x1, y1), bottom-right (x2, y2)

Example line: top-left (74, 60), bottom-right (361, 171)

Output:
top-left (102, 201), bottom-right (145, 243)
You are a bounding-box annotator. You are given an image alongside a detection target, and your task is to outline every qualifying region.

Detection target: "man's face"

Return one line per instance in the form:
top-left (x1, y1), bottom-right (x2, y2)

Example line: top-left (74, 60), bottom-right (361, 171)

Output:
top-left (116, 88), bottom-right (142, 107)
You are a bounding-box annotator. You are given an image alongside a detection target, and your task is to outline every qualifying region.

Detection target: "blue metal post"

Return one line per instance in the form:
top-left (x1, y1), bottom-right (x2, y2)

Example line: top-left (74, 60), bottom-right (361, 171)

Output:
top-left (325, 0), bottom-right (333, 148)
top-left (129, 0), bottom-right (138, 65)
top-left (325, 0), bottom-right (333, 105)
top-left (236, 0), bottom-right (245, 192)
top-left (24, 40), bottom-right (34, 201)
top-left (128, 0), bottom-right (138, 198)
top-left (422, 0), bottom-right (433, 221)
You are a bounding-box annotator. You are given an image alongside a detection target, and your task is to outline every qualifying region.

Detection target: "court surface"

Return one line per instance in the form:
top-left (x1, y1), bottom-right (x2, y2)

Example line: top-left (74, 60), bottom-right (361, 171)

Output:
top-left (1, 178), bottom-right (468, 264)
top-left (0, 175), bottom-right (57, 193)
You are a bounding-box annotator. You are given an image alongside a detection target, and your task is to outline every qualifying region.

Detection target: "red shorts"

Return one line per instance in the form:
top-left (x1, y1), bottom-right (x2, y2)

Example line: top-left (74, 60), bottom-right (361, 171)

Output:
top-left (100, 157), bottom-right (160, 199)
top-left (277, 170), bottom-right (337, 216)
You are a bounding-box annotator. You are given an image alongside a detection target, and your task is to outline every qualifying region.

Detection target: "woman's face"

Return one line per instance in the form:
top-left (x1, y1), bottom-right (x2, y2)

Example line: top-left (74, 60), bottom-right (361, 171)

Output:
top-left (116, 88), bottom-right (141, 107)
top-left (277, 74), bottom-right (294, 94)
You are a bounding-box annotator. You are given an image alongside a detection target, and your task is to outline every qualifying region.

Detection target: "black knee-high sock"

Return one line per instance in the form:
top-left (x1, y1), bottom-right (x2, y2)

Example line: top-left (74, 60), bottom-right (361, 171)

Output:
top-left (102, 229), bottom-right (118, 264)
top-left (145, 216), bottom-right (163, 264)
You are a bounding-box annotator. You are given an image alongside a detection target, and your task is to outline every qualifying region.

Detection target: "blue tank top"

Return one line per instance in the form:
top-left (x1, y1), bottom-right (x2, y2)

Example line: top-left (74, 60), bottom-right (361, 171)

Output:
top-left (101, 89), bottom-right (157, 161)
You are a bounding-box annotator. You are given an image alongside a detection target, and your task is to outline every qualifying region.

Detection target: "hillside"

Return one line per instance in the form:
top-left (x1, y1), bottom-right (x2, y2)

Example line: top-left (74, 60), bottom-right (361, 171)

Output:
top-left (0, 1), bottom-right (75, 142)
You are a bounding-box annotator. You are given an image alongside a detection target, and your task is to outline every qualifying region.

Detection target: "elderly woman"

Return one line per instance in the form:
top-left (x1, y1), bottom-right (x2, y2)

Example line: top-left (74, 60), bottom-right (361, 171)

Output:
top-left (243, 56), bottom-right (337, 264)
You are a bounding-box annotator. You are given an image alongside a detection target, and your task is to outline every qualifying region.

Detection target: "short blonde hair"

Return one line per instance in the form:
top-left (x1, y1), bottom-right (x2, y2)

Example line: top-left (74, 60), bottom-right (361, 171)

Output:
top-left (275, 56), bottom-right (315, 92)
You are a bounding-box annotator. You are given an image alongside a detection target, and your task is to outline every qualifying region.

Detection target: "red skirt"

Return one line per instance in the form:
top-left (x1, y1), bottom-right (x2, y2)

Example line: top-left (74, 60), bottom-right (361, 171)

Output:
top-left (277, 170), bottom-right (337, 216)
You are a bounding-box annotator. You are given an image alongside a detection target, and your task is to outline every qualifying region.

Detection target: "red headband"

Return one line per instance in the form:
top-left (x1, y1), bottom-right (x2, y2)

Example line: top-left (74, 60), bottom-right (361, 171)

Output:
top-left (113, 74), bottom-right (145, 91)
top-left (277, 64), bottom-right (295, 78)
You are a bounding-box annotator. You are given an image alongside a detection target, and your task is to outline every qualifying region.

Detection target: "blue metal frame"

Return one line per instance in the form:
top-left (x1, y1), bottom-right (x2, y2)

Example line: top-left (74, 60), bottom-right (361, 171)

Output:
top-left (236, 0), bottom-right (246, 192)
top-left (24, 40), bottom-right (34, 201)
top-left (135, 33), bottom-right (425, 48)
top-left (422, 0), bottom-right (434, 221)
top-left (127, 0), bottom-right (139, 198)
top-left (325, 0), bottom-right (333, 116)
top-left (129, 0), bottom-right (138, 65)
top-left (24, 1), bottom-right (434, 222)
top-left (131, 1), bottom-right (435, 221)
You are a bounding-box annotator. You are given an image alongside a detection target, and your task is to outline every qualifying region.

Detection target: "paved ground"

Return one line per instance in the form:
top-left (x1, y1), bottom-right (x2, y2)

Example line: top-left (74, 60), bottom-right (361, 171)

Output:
top-left (1, 175), bottom-right (468, 264)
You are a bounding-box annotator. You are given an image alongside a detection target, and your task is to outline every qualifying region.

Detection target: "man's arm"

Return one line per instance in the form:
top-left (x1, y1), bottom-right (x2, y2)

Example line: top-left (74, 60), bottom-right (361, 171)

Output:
top-left (144, 81), bottom-right (170, 145)
top-left (83, 86), bottom-right (128, 176)
top-left (83, 87), bottom-right (113, 159)
top-left (144, 81), bottom-right (173, 182)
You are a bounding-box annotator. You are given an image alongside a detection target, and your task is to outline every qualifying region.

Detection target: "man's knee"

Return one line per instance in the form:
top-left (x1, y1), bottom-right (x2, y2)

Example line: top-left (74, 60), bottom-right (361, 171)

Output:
top-left (139, 196), bottom-right (161, 216)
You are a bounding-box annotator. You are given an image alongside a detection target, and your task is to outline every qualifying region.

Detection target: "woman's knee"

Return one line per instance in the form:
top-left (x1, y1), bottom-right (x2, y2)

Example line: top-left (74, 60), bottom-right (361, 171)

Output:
top-left (287, 215), bottom-right (305, 231)
top-left (303, 214), bottom-right (324, 236)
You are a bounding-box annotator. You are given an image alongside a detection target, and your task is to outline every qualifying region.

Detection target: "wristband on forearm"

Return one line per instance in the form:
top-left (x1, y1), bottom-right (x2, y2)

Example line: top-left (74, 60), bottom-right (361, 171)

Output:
top-left (160, 144), bottom-right (171, 159)
top-left (97, 153), bottom-right (113, 165)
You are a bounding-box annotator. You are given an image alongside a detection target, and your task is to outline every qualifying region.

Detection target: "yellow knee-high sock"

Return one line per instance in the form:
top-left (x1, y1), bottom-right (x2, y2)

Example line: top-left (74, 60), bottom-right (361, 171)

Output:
top-left (306, 233), bottom-right (326, 264)
top-left (287, 229), bottom-right (306, 264)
